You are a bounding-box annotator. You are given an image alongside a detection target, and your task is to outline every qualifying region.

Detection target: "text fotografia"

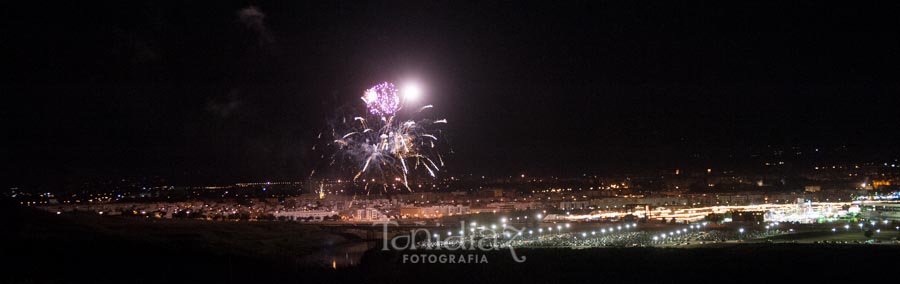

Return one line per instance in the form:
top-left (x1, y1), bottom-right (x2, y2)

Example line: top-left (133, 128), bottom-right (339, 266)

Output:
top-left (403, 253), bottom-right (488, 264)
top-left (375, 221), bottom-right (527, 263)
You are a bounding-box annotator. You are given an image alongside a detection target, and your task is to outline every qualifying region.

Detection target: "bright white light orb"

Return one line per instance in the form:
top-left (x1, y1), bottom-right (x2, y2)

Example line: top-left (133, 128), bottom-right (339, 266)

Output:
top-left (402, 83), bottom-right (422, 101)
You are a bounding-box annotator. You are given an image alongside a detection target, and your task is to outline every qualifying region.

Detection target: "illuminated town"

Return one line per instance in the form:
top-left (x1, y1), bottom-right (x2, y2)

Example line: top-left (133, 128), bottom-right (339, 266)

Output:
top-left (5, 1), bottom-right (900, 283)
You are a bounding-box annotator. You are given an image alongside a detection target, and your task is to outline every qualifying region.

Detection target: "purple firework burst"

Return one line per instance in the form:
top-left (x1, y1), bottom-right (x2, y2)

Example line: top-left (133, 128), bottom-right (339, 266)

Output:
top-left (362, 82), bottom-right (400, 116)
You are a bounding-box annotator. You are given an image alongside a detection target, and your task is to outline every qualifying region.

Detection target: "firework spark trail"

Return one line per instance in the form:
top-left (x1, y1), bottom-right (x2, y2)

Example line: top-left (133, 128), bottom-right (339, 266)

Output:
top-left (426, 157), bottom-right (440, 171)
top-left (402, 175), bottom-right (411, 191)
top-left (423, 163), bottom-right (436, 177)
top-left (399, 135), bottom-right (411, 154)
top-left (354, 154), bottom-right (374, 181)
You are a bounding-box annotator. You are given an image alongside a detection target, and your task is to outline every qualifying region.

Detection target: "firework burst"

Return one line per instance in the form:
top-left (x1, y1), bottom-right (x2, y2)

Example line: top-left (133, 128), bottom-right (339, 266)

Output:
top-left (322, 81), bottom-right (447, 193)
top-left (361, 82), bottom-right (401, 116)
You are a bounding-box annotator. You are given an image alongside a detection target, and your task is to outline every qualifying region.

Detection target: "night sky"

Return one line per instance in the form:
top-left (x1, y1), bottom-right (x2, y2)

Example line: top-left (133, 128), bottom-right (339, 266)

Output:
top-left (4, 1), bottom-right (900, 186)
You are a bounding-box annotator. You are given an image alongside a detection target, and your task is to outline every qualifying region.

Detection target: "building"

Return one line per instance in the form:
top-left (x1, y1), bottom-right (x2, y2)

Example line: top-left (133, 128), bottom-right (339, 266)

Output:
top-left (399, 205), bottom-right (469, 218)
top-left (559, 201), bottom-right (589, 210)
top-left (272, 210), bottom-right (337, 221)
top-left (354, 208), bottom-right (389, 221)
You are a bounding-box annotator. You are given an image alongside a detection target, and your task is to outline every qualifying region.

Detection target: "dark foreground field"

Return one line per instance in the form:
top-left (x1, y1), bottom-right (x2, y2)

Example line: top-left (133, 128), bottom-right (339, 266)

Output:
top-left (3, 202), bottom-right (898, 284)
